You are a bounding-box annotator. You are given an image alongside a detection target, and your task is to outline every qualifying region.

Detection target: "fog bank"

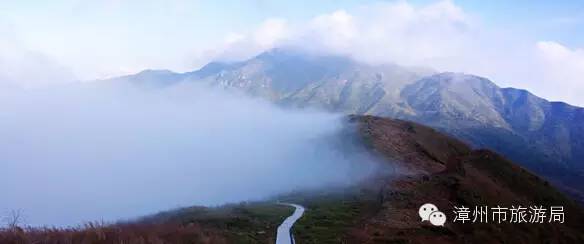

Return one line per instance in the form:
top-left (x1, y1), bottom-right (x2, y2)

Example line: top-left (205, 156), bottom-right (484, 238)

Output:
top-left (0, 82), bottom-right (383, 227)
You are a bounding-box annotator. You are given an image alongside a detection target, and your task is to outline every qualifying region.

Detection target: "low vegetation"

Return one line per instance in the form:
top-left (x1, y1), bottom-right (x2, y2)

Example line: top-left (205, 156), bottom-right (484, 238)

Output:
top-left (279, 185), bottom-right (384, 244)
top-left (0, 202), bottom-right (293, 244)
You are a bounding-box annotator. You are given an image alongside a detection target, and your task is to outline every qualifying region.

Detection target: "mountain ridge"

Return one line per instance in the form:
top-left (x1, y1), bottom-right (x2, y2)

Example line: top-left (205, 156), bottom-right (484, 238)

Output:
top-left (343, 115), bottom-right (584, 243)
top-left (104, 49), bottom-right (584, 202)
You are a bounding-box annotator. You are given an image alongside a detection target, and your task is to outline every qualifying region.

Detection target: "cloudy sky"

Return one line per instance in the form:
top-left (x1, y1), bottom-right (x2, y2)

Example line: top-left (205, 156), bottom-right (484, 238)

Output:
top-left (1, 0), bottom-right (584, 106)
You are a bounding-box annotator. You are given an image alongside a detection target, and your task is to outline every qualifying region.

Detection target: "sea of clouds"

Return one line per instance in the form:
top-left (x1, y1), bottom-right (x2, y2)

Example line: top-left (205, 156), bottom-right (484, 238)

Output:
top-left (0, 81), bottom-right (384, 227)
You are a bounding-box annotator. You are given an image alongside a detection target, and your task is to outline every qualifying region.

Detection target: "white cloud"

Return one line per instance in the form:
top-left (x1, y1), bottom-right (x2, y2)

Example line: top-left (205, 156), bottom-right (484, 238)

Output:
top-left (0, 82), bottom-right (383, 226)
top-left (215, 1), bottom-right (474, 64)
top-left (253, 18), bottom-right (288, 47)
top-left (303, 10), bottom-right (357, 52)
top-left (534, 41), bottom-right (584, 104)
top-left (210, 18), bottom-right (290, 62)
top-left (216, 0), bottom-right (584, 106)
top-left (0, 50), bottom-right (75, 88)
top-left (0, 19), bottom-right (75, 88)
top-left (298, 0), bottom-right (473, 65)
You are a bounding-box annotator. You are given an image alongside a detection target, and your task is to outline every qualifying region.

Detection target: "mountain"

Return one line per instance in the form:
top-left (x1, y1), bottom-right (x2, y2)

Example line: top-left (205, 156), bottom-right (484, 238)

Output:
top-left (338, 115), bottom-right (584, 243)
top-left (179, 49), bottom-right (434, 115)
top-left (103, 69), bottom-right (184, 88)
top-left (108, 49), bottom-right (584, 201)
top-left (398, 73), bottom-right (584, 201)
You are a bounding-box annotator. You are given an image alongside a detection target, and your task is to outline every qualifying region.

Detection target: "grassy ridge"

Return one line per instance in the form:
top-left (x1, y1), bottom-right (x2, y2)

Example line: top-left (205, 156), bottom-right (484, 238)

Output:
top-left (279, 186), bottom-right (383, 244)
top-left (0, 202), bottom-right (293, 244)
top-left (146, 202), bottom-right (294, 243)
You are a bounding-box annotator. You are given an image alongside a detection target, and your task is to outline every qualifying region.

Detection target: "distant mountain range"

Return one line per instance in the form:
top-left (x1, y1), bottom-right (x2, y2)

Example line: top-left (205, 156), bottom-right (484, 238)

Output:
top-left (106, 49), bottom-right (584, 201)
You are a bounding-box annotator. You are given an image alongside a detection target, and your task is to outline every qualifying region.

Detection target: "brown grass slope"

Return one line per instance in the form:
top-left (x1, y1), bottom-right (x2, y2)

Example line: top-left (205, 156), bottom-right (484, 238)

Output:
top-left (0, 203), bottom-right (292, 244)
top-left (0, 223), bottom-right (227, 244)
top-left (348, 115), bottom-right (584, 244)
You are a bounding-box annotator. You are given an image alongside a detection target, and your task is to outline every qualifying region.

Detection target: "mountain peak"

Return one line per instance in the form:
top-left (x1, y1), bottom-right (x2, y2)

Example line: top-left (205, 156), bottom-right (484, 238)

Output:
top-left (251, 48), bottom-right (356, 66)
top-left (135, 69), bottom-right (177, 76)
top-left (428, 72), bottom-right (498, 87)
top-left (189, 61), bottom-right (237, 78)
top-left (255, 48), bottom-right (314, 59)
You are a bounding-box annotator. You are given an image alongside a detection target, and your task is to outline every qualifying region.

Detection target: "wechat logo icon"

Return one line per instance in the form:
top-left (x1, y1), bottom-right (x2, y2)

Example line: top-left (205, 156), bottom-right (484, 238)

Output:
top-left (419, 203), bottom-right (446, 226)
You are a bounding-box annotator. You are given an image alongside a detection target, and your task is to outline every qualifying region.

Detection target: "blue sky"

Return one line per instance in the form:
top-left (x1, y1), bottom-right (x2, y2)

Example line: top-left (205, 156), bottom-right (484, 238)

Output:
top-left (1, 0), bottom-right (584, 105)
top-left (3, 1), bottom-right (583, 46)
top-left (451, 0), bottom-right (584, 45)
